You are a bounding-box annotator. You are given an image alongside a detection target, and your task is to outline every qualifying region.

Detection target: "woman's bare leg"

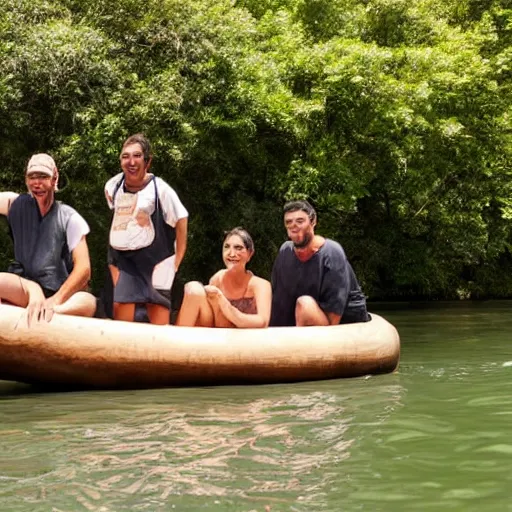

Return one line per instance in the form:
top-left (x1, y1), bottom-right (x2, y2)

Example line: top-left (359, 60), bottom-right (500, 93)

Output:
top-left (175, 281), bottom-right (214, 327)
top-left (113, 302), bottom-right (136, 322)
top-left (147, 303), bottom-right (170, 325)
top-left (208, 299), bottom-right (235, 328)
top-left (109, 264), bottom-right (136, 321)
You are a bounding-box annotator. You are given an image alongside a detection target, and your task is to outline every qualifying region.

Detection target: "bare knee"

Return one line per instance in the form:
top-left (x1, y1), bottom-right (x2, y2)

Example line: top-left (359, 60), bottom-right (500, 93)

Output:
top-left (183, 281), bottom-right (206, 300)
top-left (295, 295), bottom-right (326, 326)
top-left (296, 295), bottom-right (316, 314)
top-left (177, 281), bottom-right (212, 327)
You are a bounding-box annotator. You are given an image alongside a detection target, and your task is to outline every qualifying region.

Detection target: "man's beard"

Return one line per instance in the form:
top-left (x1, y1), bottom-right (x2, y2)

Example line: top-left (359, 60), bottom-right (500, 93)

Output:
top-left (292, 232), bottom-right (312, 249)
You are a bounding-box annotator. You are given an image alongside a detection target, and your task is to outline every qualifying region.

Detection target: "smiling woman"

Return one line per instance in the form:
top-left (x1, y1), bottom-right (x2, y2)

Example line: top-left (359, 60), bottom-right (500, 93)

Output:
top-left (105, 134), bottom-right (189, 326)
top-left (176, 227), bottom-right (272, 328)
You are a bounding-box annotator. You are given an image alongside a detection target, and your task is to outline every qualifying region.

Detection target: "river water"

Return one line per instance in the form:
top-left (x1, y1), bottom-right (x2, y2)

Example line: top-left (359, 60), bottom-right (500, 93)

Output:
top-left (0, 302), bottom-right (511, 511)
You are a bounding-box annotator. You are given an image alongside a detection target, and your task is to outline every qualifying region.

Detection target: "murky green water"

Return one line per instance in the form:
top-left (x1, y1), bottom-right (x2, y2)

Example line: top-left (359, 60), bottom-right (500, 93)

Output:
top-left (1, 302), bottom-right (511, 511)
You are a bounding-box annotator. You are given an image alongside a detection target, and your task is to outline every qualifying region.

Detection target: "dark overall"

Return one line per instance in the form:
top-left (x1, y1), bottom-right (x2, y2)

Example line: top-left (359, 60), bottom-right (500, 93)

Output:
top-left (109, 176), bottom-right (176, 309)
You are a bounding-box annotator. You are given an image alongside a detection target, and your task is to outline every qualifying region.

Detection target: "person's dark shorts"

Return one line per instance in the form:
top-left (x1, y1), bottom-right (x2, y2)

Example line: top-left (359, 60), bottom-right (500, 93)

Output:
top-left (42, 287), bottom-right (57, 299)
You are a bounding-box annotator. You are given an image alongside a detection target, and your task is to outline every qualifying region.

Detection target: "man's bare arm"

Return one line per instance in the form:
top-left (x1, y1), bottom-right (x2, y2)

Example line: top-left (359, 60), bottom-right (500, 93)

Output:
top-left (0, 192), bottom-right (19, 216)
top-left (51, 236), bottom-right (92, 306)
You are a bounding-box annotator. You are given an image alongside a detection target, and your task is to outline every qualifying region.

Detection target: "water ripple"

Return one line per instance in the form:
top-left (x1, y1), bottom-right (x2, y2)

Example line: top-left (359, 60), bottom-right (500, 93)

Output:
top-left (0, 382), bottom-right (404, 511)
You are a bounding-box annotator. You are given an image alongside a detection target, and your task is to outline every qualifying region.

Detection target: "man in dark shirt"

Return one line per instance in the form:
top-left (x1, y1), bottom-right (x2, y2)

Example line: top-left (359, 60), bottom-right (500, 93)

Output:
top-left (0, 153), bottom-right (96, 324)
top-left (270, 200), bottom-right (368, 327)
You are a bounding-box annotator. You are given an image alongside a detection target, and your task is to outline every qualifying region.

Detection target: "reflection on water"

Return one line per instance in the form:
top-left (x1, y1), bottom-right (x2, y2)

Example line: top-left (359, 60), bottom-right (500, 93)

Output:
top-left (1, 302), bottom-right (512, 511)
top-left (0, 379), bottom-right (403, 511)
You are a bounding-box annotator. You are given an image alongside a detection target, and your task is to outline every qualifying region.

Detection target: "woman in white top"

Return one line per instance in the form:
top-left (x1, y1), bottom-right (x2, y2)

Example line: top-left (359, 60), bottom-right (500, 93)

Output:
top-left (105, 134), bottom-right (188, 324)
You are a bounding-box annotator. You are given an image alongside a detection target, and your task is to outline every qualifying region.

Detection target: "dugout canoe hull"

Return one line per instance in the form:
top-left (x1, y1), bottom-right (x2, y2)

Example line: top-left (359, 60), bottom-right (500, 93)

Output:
top-left (0, 304), bottom-right (400, 389)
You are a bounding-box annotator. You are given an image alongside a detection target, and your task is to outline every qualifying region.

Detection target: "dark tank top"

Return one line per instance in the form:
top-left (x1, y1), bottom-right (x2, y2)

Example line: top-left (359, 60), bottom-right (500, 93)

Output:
top-left (228, 296), bottom-right (257, 314)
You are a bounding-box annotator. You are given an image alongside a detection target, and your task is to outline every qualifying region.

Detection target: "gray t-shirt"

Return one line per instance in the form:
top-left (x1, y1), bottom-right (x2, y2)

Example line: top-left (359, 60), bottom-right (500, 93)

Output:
top-left (270, 239), bottom-right (368, 326)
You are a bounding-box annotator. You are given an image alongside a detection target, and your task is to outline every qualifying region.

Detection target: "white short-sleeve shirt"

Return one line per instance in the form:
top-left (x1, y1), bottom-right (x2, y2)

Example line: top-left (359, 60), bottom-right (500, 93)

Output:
top-left (66, 212), bottom-right (90, 252)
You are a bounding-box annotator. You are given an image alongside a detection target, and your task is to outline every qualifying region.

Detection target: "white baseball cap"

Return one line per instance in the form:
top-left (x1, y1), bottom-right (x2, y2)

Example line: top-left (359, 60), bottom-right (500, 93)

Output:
top-left (26, 153), bottom-right (56, 177)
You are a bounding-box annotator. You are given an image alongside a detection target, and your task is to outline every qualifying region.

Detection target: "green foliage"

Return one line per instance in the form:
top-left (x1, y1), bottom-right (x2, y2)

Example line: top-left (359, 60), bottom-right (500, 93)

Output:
top-left (0, 0), bottom-right (511, 301)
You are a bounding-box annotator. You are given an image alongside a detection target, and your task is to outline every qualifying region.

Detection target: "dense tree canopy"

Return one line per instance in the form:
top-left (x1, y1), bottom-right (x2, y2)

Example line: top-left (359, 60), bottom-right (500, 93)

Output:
top-left (1, 0), bottom-right (511, 301)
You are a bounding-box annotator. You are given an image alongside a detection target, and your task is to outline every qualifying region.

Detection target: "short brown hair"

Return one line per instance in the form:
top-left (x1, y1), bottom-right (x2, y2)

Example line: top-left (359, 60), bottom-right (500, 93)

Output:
top-left (122, 133), bottom-right (151, 162)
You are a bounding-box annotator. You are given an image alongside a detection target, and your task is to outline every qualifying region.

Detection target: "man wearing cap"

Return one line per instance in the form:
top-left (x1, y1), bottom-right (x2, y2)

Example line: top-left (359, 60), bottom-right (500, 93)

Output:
top-left (0, 153), bottom-right (96, 324)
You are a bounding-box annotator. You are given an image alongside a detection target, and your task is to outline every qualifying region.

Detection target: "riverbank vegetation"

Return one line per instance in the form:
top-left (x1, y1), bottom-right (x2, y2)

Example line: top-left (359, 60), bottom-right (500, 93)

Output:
top-left (1, 0), bottom-right (511, 300)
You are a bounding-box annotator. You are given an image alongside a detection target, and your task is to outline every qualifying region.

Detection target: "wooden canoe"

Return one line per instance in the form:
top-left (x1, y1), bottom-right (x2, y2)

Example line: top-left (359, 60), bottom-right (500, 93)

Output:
top-left (0, 304), bottom-right (400, 389)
